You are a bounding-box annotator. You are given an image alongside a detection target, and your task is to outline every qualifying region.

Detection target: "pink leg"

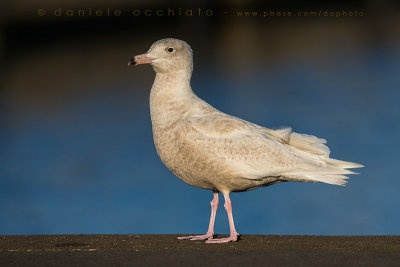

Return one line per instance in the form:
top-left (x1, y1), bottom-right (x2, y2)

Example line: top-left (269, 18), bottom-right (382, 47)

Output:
top-left (206, 192), bottom-right (240, 243)
top-left (178, 192), bottom-right (219, 240)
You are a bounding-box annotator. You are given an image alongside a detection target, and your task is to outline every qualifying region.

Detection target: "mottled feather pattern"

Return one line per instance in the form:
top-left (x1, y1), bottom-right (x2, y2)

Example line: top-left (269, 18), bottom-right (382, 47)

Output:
top-left (143, 38), bottom-right (363, 193)
top-left (133, 38), bottom-right (364, 243)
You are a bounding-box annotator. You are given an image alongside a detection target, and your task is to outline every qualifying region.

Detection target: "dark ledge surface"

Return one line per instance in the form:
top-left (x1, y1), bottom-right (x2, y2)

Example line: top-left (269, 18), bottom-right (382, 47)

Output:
top-left (1, 235), bottom-right (399, 266)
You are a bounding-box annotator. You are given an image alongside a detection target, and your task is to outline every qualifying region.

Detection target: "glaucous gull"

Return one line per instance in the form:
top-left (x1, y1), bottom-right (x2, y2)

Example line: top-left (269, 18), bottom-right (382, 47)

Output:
top-left (128, 38), bottom-right (363, 243)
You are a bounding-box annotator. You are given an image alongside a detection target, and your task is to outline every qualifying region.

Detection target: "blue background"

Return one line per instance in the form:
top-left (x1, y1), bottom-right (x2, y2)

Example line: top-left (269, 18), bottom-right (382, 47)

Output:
top-left (1, 1), bottom-right (399, 235)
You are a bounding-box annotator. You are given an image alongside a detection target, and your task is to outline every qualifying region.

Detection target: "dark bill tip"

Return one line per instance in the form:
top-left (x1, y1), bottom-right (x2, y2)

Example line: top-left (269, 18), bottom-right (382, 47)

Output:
top-left (127, 57), bottom-right (135, 66)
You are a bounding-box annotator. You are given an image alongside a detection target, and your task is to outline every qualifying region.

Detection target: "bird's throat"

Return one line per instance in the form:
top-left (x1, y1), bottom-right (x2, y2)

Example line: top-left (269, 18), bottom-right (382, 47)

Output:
top-left (149, 72), bottom-right (196, 129)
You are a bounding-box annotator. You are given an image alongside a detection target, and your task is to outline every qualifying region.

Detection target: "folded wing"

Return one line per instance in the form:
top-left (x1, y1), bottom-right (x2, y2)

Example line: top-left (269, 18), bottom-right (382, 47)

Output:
top-left (183, 113), bottom-right (362, 186)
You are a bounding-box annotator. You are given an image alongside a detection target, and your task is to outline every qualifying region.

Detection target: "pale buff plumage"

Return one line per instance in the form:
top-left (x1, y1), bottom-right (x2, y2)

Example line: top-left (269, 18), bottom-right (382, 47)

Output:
top-left (131, 38), bottom-right (363, 243)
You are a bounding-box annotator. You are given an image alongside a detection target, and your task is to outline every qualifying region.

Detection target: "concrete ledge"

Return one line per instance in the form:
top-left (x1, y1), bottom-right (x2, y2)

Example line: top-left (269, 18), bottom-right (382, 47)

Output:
top-left (1, 235), bottom-right (399, 266)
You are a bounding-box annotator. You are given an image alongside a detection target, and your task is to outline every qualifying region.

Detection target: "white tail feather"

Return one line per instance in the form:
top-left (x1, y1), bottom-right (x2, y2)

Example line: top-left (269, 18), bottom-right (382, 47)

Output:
top-left (289, 132), bottom-right (330, 157)
top-left (286, 174), bottom-right (350, 186)
top-left (325, 158), bottom-right (364, 169)
top-left (280, 129), bottom-right (362, 186)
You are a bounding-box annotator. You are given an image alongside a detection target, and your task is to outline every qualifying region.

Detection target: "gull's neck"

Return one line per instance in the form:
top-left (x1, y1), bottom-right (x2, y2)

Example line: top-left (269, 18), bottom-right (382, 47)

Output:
top-left (150, 70), bottom-right (197, 128)
top-left (151, 70), bottom-right (193, 97)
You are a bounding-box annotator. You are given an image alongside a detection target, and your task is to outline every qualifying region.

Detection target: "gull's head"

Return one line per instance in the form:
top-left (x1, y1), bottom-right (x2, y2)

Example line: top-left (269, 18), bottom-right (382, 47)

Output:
top-left (129, 38), bottom-right (193, 74)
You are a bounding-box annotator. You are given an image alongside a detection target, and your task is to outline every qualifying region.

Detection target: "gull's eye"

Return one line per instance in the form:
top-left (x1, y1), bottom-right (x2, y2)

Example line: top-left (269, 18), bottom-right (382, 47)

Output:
top-left (167, 47), bottom-right (174, 53)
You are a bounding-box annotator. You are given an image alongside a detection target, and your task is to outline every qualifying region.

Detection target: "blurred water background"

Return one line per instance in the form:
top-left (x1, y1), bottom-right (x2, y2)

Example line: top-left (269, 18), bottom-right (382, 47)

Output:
top-left (1, 0), bottom-right (399, 235)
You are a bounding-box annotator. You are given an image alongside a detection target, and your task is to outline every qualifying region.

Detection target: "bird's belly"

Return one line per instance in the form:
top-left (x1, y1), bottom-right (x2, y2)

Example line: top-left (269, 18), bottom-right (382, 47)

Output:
top-left (153, 129), bottom-right (281, 192)
top-left (163, 164), bottom-right (218, 190)
top-left (155, 144), bottom-right (216, 190)
top-left (153, 129), bottom-right (229, 191)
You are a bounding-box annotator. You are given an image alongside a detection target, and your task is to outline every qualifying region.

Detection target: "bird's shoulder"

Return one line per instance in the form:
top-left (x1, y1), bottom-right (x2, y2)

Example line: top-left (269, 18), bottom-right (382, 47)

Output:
top-left (182, 112), bottom-right (259, 139)
top-left (182, 111), bottom-right (293, 144)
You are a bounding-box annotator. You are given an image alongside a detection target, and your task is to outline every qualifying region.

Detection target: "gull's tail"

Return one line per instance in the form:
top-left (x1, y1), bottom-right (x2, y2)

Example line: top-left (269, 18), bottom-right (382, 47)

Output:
top-left (287, 132), bottom-right (363, 185)
top-left (265, 128), bottom-right (364, 186)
